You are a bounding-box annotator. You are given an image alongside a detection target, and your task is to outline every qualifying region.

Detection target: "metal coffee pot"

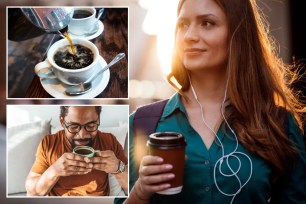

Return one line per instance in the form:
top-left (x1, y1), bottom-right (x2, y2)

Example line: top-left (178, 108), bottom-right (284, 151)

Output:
top-left (20, 8), bottom-right (74, 32)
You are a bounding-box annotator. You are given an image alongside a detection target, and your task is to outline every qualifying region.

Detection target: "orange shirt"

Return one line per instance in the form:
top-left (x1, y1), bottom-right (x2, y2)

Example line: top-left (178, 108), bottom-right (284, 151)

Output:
top-left (31, 130), bottom-right (127, 196)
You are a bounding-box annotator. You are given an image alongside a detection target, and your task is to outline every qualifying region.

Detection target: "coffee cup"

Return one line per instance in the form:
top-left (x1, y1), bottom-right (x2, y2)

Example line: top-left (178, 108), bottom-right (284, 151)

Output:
top-left (147, 132), bottom-right (187, 195)
top-left (73, 146), bottom-right (99, 158)
top-left (68, 7), bottom-right (96, 36)
top-left (34, 38), bottom-right (100, 85)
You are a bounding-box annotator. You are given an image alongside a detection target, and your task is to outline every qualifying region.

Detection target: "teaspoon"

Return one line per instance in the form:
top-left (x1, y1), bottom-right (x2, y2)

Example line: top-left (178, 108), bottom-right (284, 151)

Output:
top-left (65, 53), bottom-right (125, 96)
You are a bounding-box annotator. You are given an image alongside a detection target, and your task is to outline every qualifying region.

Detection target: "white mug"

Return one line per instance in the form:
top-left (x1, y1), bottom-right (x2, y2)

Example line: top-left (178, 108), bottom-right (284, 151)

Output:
top-left (34, 38), bottom-right (99, 85)
top-left (68, 7), bottom-right (96, 36)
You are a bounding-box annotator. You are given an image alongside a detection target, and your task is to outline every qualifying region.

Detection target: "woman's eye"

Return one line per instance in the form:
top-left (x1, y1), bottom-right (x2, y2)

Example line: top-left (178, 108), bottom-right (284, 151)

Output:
top-left (201, 21), bottom-right (215, 28)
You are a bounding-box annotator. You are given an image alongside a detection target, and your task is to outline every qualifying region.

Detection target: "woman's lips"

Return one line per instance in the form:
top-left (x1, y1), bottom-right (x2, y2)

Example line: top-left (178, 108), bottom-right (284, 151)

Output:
top-left (184, 48), bottom-right (207, 55)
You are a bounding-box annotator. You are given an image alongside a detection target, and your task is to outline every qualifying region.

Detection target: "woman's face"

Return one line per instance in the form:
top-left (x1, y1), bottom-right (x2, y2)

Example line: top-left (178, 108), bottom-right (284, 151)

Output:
top-left (176, 0), bottom-right (228, 71)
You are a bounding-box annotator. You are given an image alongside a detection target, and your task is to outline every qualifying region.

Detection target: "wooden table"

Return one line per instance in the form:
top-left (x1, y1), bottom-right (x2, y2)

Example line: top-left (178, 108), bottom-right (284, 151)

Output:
top-left (8, 8), bottom-right (128, 99)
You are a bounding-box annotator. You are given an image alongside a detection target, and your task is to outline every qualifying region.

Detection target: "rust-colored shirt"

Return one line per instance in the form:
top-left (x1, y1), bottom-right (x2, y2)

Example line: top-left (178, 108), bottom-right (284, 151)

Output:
top-left (31, 130), bottom-right (127, 196)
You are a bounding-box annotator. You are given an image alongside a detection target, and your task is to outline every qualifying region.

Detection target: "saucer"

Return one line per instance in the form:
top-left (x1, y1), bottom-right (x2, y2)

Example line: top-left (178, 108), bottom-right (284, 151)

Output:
top-left (39, 56), bottom-right (109, 99)
top-left (68, 21), bottom-right (104, 40)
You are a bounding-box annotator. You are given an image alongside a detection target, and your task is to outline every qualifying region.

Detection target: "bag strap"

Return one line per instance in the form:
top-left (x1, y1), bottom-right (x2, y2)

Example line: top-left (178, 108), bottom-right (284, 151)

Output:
top-left (133, 99), bottom-right (168, 136)
top-left (132, 99), bottom-right (168, 166)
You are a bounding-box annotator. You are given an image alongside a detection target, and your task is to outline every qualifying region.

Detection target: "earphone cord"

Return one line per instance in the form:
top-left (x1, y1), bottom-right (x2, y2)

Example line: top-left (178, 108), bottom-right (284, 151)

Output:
top-left (188, 74), bottom-right (253, 204)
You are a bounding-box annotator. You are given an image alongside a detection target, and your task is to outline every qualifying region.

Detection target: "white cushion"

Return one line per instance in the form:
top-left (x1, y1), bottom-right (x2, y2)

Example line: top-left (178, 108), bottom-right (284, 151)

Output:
top-left (109, 174), bottom-right (126, 196)
top-left (100, 122), bottom-right (127, 148)
top-left (102, 123), bottom-right (128, 196)
top-left (7, 120), bottom-right (51, 194)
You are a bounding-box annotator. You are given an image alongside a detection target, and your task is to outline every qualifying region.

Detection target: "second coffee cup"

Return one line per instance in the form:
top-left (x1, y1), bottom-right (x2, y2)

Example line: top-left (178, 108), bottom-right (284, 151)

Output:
top-left (34, 38), bottom-right (100, 85)
top-left (147, 132), bottom-right (187, 195)
top-left (68, 7), bottom-right (96, 36)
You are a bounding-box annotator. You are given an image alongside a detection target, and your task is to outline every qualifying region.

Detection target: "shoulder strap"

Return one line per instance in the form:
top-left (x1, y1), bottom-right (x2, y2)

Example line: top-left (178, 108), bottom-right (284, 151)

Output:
top-left (132, 99), bottom-right (168, 166)
top-left (133, 99), bottom-right (168, 136)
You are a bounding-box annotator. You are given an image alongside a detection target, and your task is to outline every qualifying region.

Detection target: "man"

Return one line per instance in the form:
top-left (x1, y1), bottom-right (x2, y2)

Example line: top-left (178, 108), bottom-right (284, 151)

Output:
top-left (25, 106), bottom-right (127, 196)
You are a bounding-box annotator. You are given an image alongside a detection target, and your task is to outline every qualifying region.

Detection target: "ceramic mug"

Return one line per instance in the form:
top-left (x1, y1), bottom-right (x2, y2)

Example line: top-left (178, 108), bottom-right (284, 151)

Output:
top-left (34, 38), bottom-right (100, 85)
top-left (73, 146), bottom-right (100, 158)
top-left (68, 7), bottom-right (96, 36)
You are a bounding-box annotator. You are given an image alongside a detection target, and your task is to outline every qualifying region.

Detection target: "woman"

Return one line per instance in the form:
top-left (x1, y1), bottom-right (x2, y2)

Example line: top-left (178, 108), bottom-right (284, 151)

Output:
top-left (116, 0), bottom-right (306, 203)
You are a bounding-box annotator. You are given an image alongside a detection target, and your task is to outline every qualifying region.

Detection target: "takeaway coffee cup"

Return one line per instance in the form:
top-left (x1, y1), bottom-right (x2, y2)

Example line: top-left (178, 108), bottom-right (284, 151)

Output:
top-left (147, 132), bottom-right (187, 195)
top-left (73, 146), bottom-right (99, 158)
top-left (68, 7), bottom-right (96, 36)
top-left (34, 38), bottom-right (100, 85)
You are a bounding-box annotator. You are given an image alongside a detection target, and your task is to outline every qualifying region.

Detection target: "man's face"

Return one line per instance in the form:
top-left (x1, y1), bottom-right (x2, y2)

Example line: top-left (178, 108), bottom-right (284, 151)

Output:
top-left (60, 106), bottom-right (99, 148)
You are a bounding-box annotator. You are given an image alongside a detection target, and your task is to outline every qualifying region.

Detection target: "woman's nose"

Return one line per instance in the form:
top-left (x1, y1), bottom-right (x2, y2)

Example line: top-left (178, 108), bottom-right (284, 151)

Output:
top-left (184, 24), bottom-right (199, 42)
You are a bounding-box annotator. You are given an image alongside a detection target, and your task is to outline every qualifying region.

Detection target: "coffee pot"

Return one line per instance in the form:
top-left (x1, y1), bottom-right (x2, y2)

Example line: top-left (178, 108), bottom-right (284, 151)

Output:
top-left (20, 8), bottom-right (74, 33)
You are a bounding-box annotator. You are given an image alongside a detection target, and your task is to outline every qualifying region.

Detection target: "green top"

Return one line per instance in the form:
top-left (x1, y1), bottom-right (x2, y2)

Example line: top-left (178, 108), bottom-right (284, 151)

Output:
top-left (115, 93), bottom-right (306, 204)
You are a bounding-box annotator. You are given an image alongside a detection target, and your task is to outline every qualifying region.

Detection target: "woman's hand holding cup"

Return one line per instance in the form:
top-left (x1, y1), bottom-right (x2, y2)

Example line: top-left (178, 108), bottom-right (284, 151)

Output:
top-left (134, 155), bottom-right (175, 200)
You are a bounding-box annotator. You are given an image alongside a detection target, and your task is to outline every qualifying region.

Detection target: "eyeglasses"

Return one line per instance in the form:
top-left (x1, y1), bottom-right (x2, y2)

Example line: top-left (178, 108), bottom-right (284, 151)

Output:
top-left (63, 119), bottom-right (99, 134)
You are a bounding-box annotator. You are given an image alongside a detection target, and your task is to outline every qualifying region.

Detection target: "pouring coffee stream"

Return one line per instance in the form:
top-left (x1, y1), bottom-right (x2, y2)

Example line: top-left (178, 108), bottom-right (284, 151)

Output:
top-left (65, 53), bottom-right (126, 96)
top-left (62, 31), bottom-right (77, 55)
top-left (21, 8), bottom-right (77, 54)
top-left (57, 8), bottom-right (105, 54)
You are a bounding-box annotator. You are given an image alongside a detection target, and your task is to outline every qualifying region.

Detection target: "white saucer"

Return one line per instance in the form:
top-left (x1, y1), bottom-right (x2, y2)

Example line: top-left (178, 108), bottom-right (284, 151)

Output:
top-left (40, 56), bottom-right (109, 99)
top-left (68, 21), bottom-right (104, 40)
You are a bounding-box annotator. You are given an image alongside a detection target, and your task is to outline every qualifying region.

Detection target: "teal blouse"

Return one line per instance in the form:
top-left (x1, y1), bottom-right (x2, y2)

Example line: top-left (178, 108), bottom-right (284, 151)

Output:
top-left (115, 93), bottom-right (306, 204)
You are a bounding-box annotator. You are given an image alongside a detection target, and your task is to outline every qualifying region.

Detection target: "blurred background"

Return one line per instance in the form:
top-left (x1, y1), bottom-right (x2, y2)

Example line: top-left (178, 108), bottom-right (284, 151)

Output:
top-left (1, 0), bottom-right (306, 203)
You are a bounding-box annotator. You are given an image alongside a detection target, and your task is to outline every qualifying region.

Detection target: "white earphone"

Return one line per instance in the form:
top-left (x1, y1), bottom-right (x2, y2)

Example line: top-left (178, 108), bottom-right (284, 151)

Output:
top-left (189, 74), bottom-right (253, 204)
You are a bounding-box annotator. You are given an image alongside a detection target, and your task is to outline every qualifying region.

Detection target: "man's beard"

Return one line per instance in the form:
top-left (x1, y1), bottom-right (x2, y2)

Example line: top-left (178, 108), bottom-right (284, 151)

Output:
top-left (69, 138), bottom-right (94, 149)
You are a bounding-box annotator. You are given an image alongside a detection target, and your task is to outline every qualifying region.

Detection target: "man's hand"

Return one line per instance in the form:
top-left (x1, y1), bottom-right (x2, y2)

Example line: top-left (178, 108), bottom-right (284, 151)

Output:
top-left (50, 152), bottom-right (93, 177)
top-left (88, 150), bottom-right (120, 173)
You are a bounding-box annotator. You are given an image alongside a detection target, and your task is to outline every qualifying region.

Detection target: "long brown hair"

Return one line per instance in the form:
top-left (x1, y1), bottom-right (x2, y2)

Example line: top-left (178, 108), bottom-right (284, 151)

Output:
top-left (168, 0), bottom-right (305, 180)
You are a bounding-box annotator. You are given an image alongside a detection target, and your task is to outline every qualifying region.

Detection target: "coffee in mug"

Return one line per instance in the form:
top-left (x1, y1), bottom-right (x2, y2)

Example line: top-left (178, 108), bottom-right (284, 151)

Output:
top-left (54, 44), bottom-right (94, 69)
top-left (73, 146), bottom-right (99, 158)
top-left (147, 132), bottom-right (187, 195)
top-left (74, 148), bottom-right (92, 155)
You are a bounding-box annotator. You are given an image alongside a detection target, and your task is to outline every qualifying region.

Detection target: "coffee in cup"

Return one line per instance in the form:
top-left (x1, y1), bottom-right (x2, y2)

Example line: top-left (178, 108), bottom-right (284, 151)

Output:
top-left (34, 38), bottom-right (101, 85)
top-left (73, 146), bottom-right (99, 158)
top-left (147, 132), bottom-right (187, 195)
top-left (54, 44), bottom-right (94, 69)
top-left (73, 10), bottom-right (93, 19)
